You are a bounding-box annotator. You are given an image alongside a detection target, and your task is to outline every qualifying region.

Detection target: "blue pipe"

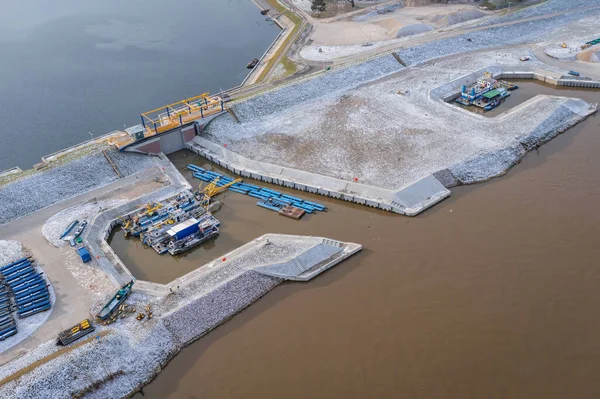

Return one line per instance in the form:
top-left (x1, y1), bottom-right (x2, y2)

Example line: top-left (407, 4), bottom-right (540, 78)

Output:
top-left (0, 257), bottom-right (29, 272)
top-left (0, 327), bottom-right (17, 341)
top-left (6, 268), bottom-right (35, 284)
top-left (18, 298), bottom-right (50, 313)
top-left (19, 302), bottom-right (52, 318)
top-left (9, 274), bottom-right (43, 290)
top-left (0, 261), bottom-right (31, 277)
top-left (15, 284), bottom-right (48, 300)
top-left (17, 293), bottom-right (50, 309)
top-left (11, 277), bottom-right (44, 293)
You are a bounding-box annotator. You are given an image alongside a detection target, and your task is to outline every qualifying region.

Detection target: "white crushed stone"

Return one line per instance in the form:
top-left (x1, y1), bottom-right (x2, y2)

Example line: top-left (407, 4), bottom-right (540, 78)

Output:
top-left (300, 41), bottom-right (393, 61)
top-left (398, 8), bottom-right (600, 66)
top-left (477, 0), bottom-right (600, 27)
top-left (42, 199), bottom-right (128, 247)
top-left (0, 240), bottom-right (25, 266)
top-left (395, 23), bottom-right (434, 38)
top-left (0, 149), bottom-right (155, 225)
top-left (435, 9), bottom-right (485, 27)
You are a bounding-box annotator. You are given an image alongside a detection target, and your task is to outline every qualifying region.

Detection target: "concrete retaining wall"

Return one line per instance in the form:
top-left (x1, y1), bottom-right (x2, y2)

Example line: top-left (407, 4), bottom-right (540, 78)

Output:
top-left (83, 155), bottom-right (191, 294)
top-left (0, 167), bottom-right (22, 179)
top-left (124, 114), bottom-right (225, 156)
top-left (186, 138), bottom-right (450, 216)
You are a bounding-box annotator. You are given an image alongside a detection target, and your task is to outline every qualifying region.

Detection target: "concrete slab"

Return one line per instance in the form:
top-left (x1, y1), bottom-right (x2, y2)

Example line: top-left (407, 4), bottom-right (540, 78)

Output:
top-left (255, 243), bottom-right (342, 280)
top-left (391, 174), bottom-right (451, 216)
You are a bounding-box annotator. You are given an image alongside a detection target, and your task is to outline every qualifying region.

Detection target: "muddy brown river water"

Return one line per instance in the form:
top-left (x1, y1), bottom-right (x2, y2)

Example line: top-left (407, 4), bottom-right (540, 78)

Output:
top-left (130, 84), bottom-right (600, 398)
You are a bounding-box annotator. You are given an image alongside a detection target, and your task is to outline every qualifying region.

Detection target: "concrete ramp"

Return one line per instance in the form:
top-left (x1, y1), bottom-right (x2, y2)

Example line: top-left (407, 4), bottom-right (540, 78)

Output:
top-left (255, 243), bottom-right (343, 281)
top-left (391, 174), bottom-right (451, 216)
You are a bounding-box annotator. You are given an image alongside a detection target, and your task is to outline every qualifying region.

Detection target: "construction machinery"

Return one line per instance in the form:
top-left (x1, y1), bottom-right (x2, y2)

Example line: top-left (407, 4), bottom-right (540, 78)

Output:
top-left (199, 178), bottom-right (242, 208)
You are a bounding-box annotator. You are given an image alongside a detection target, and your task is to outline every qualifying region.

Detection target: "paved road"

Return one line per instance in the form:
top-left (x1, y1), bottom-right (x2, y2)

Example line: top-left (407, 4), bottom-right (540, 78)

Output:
top-left (533, 45), bottom-right (600, 80)
top-left (0, 169), bottom-right (162, 364)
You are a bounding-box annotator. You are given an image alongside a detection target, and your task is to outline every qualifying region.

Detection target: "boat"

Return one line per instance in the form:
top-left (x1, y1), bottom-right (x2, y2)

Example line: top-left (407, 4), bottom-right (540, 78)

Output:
top-left (473, 87), bottom-right (510, 111)
top-left (279, 205), bottom-right (305, 220)
top-left (57, 319), bottom-right (95, 346)
top-left (246, 58), bottom-right (259, 69)
top-left (499, 80), bottom-right (519, 90)
top-left (260, 8), bottom-right (269, 15)
top-left (72, 220), bottom-right (87, 239)
top-left (520, 56), bottom-right (530, 61)
top-left (59, 220), bottom-right (79, 239)
top-left (166, 216), bottom-right (220, 255)
top-left (167, 226), bottom-right (219, 255)
top-left (97, 280), bottom-right (134, 321)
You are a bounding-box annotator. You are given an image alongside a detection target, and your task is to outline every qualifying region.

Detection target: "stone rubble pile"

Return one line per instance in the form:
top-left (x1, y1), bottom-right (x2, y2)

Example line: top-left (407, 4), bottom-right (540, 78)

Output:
top-left (0, 150), bottom-right (155, 225)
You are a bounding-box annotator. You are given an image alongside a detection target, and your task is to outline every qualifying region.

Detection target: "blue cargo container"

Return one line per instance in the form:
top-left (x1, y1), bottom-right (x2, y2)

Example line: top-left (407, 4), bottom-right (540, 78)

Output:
top-left (76, 247), bottom-right (92, 263)
top-left (167, 218), bottom-right (200, 240)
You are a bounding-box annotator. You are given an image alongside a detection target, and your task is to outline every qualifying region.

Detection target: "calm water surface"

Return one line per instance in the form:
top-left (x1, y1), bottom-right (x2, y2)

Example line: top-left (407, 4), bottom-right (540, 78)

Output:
top-left (0, 0), bottom-right (277, 170)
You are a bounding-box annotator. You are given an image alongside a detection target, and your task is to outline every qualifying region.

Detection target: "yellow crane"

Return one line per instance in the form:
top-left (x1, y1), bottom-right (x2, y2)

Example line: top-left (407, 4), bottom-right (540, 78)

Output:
top-left (200, 177), bottom-right (242, 208)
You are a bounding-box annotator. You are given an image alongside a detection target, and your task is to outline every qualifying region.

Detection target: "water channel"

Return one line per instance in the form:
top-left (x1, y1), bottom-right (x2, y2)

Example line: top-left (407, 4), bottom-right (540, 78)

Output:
top-left (126, 83), bottom-right (600, 398)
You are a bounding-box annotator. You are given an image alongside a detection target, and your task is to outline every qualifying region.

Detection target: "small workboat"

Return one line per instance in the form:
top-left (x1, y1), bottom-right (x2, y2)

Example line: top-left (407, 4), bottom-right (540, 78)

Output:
top-left (246, 58), bottom-right (259, 69)
top-left (167, 224), bottom-right (219, 256)
top-left (97, 280), bottom-right (134, 321)
top-left (72, 220), bottom-right (87, 239)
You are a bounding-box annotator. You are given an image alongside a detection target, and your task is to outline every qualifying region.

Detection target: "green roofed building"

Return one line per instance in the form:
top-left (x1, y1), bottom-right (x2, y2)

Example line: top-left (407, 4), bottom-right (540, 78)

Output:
top-left (483, 89), bottom-right (502, 99)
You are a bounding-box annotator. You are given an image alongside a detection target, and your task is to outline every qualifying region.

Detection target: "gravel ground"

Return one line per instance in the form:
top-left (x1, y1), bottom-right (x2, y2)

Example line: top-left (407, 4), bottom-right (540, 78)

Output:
top-left (227, 55), bottom-right (403, 121)
top-left (0, 240), bottom-right (25, 266)
top-left (352, 2), bottom-right (403, 22)
top-left (397, 9), bottom-right (599, 66)
top-left (436, 9), bottom-right (485, 27)
top-left (0, 149), bottom-right (155, 225)
top-left (42, 199), bottom-right (128, 247)
top-left (395, 24), bottom-right (434, 38)
top-left (478, 0), bottom-right (600, 27)
top-left (300, 41), bottom-right (395, 61)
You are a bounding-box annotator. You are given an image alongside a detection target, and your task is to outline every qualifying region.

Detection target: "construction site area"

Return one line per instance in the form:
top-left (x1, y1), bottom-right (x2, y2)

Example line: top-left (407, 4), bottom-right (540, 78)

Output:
top-left (1, 0), bottom-right (600, 398)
